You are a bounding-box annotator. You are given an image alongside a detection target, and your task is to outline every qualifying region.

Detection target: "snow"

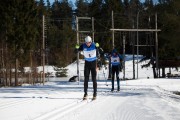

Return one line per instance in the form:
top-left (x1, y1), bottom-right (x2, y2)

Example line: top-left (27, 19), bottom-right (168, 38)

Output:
top-left (0, 57), bottom-right (180, 120)
top-left (14, 66), bottom-right (57, 74)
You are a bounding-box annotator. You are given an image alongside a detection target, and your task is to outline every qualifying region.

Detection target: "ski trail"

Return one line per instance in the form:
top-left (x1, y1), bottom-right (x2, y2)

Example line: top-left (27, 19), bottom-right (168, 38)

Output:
top-left (0, 98), bottom-right (33, 110)
top-left (33, 99), bottom-right (89, 120)
top-left (59, 94), bottom-right (112, 120)
top-left (154, 86), bottom-right (180, 103)
top-left (59, 86), bottom-right (180, 120)
top-left (33, 93), bottom-right (109, 120)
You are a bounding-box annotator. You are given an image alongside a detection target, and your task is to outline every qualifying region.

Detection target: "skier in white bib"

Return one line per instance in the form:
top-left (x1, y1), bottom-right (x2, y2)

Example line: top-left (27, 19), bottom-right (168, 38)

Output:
top-left (110, 49), bottom-right (123, 91)
top-left (75, 36), bottom-right (103, 100)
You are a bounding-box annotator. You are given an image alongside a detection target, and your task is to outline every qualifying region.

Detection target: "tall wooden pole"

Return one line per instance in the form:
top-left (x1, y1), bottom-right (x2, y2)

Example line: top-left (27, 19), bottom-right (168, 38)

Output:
top-left (155, 13), bottom-right (159, 78)
top-left (112, 11), bottom-right (114, 49)
top-left (136, 11), bottom-right (139, 79)
top-left (92, 17), bottom-right (94, 42)
top-left (123, 35), bottom-right (126, 80)
top-left (76, 16), bottom-right (80, 84)
top-left (42, 15), bottom-right (45, 85)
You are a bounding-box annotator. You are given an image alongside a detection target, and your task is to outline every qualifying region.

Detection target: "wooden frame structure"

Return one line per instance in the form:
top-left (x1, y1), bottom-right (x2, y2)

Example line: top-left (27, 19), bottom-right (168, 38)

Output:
top-left (76, 16), bottom-right (94, 83)
top-left (110, 28), bottom-right (161, 79)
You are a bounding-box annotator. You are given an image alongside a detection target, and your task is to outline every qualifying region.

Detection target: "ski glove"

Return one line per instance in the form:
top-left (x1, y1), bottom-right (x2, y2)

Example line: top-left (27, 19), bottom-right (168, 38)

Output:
top-left (95, 43), bottom-right (99, 47)
top-left (75, 44), bottom-right (80, 49)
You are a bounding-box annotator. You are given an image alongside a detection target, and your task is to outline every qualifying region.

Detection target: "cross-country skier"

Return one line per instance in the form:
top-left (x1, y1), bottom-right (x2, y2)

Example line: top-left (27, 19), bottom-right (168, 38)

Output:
top-left (110, 48), bottom-right (123, 91)
top-left (75, 36), bottom-right (103, 100)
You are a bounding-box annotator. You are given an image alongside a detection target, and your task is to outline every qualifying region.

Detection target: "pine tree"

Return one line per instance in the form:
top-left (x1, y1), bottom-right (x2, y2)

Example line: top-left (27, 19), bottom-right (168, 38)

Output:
top-left (0, 0), bottom-right (39, 86)
top-left (157, 0), bottom-right (180, 59)
top-left (47, 0), bottom-right (74, 66)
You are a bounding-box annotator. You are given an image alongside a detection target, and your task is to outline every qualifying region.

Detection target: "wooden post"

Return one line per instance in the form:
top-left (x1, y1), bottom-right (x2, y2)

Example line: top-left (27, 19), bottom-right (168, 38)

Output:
top-left (112, 11), bottom-right (114, 49)
top-left (42, 15), bottom-right (45, 85)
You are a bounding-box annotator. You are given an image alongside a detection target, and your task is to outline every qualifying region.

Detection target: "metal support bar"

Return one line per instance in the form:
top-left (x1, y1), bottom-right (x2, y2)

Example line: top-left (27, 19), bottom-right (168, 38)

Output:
top-left (77, 31), bottom-right (93, 33)
top-left (110, 29), bottom-right (161, 32)
top-left (77, 17), bottom-right (91, 19)
top-left (134, 45), bottom-right (155, 47)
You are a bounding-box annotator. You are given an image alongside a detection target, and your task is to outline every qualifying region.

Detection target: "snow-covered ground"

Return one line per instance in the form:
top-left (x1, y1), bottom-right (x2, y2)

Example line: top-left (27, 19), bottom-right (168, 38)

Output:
top-left (0, 58), bottom-right (180, 120)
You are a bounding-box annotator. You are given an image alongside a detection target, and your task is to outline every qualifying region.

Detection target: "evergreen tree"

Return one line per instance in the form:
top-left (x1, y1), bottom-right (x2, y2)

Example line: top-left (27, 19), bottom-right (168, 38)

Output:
top-left (0, 0), bottom-right (39, 86)
top-left (75, 0), bottom-right (89, 16)
top-left (157, 0), bottom-right (180, 59)
top-left (49, 0), bottom-right (74, 66)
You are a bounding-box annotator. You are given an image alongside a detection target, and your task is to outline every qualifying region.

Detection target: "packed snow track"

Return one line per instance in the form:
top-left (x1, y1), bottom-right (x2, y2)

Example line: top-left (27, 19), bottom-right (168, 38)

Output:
top-left (0, 79), bottom-right (180, 120)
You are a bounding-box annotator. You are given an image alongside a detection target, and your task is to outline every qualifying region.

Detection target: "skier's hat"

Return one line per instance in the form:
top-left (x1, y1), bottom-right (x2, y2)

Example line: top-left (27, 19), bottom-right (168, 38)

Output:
top-left (112, 48), bottom-right (118, 54)
top-left (85, 36), bottom-right (92, 43)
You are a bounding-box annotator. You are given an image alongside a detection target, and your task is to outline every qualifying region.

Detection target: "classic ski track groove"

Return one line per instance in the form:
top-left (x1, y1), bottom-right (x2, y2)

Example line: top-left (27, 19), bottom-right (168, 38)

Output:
top-left (2, 86), bottom-right (179, 120)
top-left (153, 86), bottom-right (180, 108)
top-left (0, 98), bottom-right (33, 109)
top-left (154, 86), bottom-right (180, 100)
top-left (33, 99), bottom-right (92, 120)
top-left (33, 94), bottom-right (109, 120)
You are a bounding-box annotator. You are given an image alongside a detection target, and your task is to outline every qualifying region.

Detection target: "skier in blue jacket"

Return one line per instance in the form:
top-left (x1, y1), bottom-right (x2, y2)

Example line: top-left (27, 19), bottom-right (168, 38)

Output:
top-left (75, 36), bottom-right (103, 100)
top-left (110, 48), bottom-right (123, 91)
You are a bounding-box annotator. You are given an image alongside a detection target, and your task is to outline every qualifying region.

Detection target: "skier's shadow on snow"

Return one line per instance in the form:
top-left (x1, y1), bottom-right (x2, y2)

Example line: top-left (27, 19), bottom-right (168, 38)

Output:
top-left (110, 92), bottom-right (142, 97)
top-left (100, 91), bottom-right (144, 98)
top-left (100, 88), bottom-right (146, 97)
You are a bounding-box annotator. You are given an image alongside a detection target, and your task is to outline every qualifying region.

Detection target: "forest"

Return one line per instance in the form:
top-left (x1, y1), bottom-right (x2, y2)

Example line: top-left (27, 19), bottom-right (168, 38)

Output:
top-left (0, 0), bottom-right (180, 86)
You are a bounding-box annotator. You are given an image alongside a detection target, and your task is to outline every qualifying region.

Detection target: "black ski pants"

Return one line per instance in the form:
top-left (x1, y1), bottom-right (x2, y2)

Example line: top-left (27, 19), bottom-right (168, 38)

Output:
top-left (111, 65), bottom-right (120, 90)
top-left (84, 60), bottom-right (97, 95)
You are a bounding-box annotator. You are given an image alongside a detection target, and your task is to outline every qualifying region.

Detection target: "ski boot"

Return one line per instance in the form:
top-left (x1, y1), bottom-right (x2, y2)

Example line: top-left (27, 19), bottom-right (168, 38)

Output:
top-left (83, 94), bottom-right (88, 100)
top-left (111, 88), bottom-right (114, 92)
top-left (92, 94), bottom-right (97, 100)
top-left (117, 87), bottom-right (120, 92)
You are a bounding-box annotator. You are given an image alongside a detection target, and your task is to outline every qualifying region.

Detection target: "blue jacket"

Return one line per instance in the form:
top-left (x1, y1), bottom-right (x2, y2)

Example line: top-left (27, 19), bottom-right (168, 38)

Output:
top-left (78, 43), bottom-right (97, 62)
top-left (110, 49), bottom-right (123, 66)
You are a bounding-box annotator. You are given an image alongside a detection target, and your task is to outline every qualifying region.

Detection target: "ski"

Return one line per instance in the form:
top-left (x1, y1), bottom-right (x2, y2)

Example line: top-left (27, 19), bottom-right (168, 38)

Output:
top-left (102, 90), bottom-right (120, 94)
top-left (111, 90), bottom-right (120, 93)
top-left (92, 97), bottom-right (96, 101)
top-left (83, 97), bottom-right (87, 100)
top-left (82, 97), bottom-right (96, 102)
